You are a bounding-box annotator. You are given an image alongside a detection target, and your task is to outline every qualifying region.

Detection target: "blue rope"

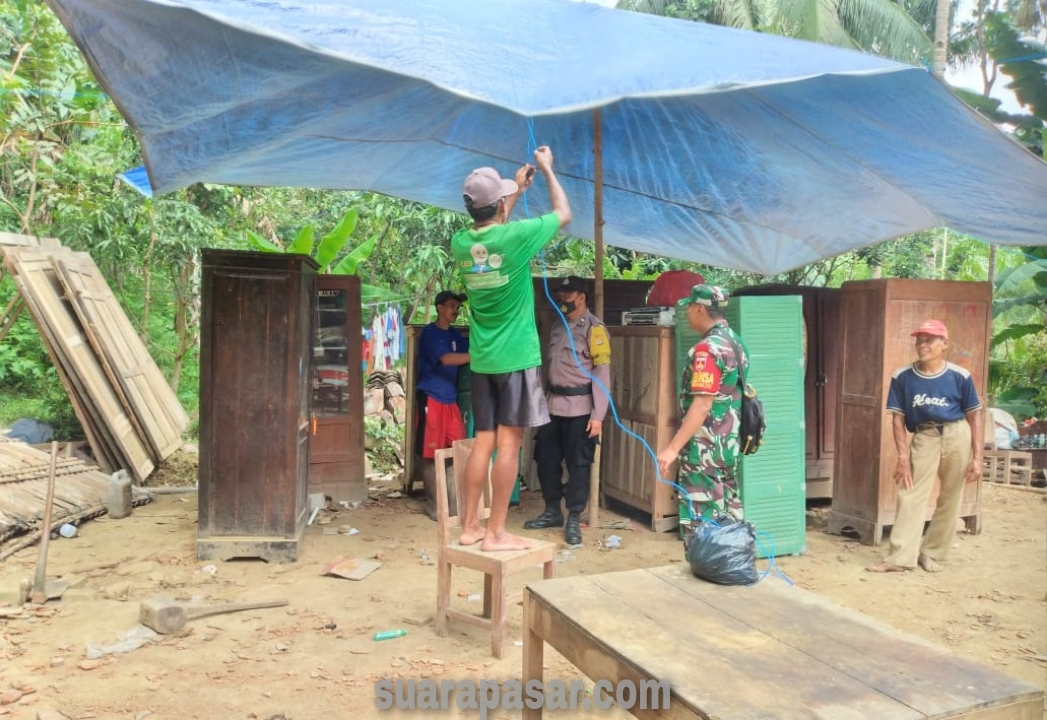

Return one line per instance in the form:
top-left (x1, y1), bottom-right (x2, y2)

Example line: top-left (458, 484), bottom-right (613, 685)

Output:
top-left (523, 118), bottom-right (798, 584)
top-left (536, 256), bottom-right (698, 522)
top-left (754, 530), bottom-right (794, 585)
top-left (521, 117), bottom-right (695, 522)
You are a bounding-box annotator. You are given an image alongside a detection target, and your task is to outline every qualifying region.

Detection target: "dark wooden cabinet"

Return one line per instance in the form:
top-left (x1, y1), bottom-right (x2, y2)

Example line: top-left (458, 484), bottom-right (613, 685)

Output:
top-left (735, 285), bottom-right (841, 499)
top-left (828, 279), bottom-right (990, 545)
top-left (309, 275), bottom-right (365, 503)
top-left (197, 250), bottom-right (317, 562)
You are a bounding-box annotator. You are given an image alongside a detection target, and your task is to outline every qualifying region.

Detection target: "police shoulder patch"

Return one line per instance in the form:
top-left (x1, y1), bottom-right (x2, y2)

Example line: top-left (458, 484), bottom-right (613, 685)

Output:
top-left (589, 325), bottom-right (610, 366)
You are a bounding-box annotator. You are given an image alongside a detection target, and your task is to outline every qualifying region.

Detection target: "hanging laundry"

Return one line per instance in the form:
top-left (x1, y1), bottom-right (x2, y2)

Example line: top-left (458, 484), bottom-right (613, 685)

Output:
top-left (372, 312), bottom-right (388, 371)
top-left (361, 327), bottom-right (373, 374)
top-left (386, 306), bottom-right (402, 366)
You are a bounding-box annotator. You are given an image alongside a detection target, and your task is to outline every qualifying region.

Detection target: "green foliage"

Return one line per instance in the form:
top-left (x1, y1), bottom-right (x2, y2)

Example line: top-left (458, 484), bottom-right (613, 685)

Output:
top-left (0, 282), bottom-right (49, 389)
top-left (331, 230), bottom-right (378, 275)
top-left (984, 12), bottom-right (1047, 122)
top-left (0, 278), bottom-right (82, 436)
top-left (364, 414), bottom-right (402, 444)
top-left (247, 230), bottom-right (282, 253)
top-left (618, 0), bottom-right (933, 64)
top-left (953, 6), bottom-right (1046, 158)
top-left (364, 414), bottom-right (404, 473)
top-left (315, 210), bottom-right (359, 270)
top-left (989, 248), bottom-right (1046, 418)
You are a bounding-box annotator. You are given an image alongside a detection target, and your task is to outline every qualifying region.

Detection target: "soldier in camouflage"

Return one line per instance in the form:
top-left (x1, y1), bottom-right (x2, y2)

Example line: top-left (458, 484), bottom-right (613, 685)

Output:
top-left (656, 284), bottom-right (749, 529)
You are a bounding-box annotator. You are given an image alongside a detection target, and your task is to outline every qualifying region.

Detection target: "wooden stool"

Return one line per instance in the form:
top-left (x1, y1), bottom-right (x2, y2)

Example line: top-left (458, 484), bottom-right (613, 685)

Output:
top-left (983, 450), bottom-right (1033, 486)
top-left (433, 440), bottom-right (556, 658)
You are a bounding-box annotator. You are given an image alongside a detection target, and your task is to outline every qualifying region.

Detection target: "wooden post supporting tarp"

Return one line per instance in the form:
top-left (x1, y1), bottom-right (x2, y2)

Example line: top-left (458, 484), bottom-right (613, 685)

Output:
top-left (589, 109), bottom-right (604, 528)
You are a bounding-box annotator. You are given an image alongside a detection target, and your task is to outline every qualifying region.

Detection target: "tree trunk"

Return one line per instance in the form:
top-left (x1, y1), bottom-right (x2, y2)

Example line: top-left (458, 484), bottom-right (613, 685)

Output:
top-left (932, 0), bottom-right (951, 77)
top-left (169, 257), bottom-right (197, 394)
top-left (140, 210), bottom-right (158, 343)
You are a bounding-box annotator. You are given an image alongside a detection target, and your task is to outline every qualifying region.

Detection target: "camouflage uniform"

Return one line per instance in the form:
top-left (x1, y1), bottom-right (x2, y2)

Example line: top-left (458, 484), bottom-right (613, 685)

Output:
top-left (677, 316), bottom-right (749, 526)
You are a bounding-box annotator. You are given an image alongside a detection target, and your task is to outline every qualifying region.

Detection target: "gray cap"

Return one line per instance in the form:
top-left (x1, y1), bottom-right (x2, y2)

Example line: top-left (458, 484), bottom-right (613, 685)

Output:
top-left (462, 167), bottom-right (518, 208)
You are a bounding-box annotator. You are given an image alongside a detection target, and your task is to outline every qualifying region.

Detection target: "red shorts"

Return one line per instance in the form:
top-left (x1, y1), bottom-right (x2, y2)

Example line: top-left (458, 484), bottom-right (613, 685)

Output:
top-left (422, 397), bottom-right (466, 459)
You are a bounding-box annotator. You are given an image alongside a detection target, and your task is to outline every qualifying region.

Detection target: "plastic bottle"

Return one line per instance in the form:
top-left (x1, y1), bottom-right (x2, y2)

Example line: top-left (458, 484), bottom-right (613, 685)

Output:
top-left (106, 469), bottom-right (133, 519)
top-left (373, 629), bottom-right (407, 641)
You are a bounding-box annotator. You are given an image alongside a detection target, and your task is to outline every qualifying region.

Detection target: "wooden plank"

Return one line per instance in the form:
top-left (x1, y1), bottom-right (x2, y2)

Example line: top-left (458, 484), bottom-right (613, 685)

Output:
top-left (52, 260), bottom-right (156, 465)
top-left (0, 438), bottom-right (112, 546)
top-left (526, 587), bottom-right (698, 719)
top-left (532, 574), bottom-right (919, 719)
top-left (0, 232), bottom-right (61, 248)
top-left (649, 566), bottom-right (1042, 716)
top-left (0, 294), bottom-right (25, 343)
top-left (3, 247), bottom-right (153, 482)
top-left (54, 254), bottom-right (188, 461)
top-left (526, 566), bottom-right (1042, 719)
top-left (2, 251), bottom-right (116, 474)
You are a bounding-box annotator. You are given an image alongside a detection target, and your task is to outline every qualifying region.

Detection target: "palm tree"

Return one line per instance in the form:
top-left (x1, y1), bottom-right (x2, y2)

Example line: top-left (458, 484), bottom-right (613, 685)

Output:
top-left (617, 0), bottom-right (934, 64)
top-left (932, 0), bottom-right (952, 75)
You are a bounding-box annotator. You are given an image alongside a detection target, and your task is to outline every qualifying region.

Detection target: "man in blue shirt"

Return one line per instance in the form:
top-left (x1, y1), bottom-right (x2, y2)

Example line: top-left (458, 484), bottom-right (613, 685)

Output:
top-left (868, 319), bottom-right (983, 573)
top-left (415, 291), bottom-right (470, 520)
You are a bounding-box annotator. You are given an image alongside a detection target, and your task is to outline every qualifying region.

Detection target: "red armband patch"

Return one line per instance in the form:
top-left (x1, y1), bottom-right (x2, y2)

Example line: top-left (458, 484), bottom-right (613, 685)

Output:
top-left (690, 348), bottom-right (722, 394)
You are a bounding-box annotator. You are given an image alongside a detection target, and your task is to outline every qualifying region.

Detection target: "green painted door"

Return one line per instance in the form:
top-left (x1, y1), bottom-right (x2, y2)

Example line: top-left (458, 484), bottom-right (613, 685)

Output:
top-left (675, 295), bottom-right (806, 557)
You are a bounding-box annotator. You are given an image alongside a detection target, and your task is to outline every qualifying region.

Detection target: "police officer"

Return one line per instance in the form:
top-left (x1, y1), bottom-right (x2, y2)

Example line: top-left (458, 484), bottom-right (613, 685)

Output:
top-left (524, 276), bottom-right (611, 546)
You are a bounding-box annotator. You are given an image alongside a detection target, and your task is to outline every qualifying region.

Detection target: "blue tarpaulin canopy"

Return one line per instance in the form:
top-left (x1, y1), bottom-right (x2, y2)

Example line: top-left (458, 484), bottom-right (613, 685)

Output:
top-left (46, 0), bottom-right (1047, 274)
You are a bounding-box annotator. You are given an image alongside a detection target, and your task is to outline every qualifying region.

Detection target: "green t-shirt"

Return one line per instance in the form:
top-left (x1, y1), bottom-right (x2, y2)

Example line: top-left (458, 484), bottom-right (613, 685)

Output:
top-left (451, 213), bottom-right (560, 374)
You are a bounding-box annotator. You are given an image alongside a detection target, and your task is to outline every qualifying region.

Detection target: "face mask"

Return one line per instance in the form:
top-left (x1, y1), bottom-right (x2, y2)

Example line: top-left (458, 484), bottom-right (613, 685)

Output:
top-left (558, 299), bottom-right (577, 315)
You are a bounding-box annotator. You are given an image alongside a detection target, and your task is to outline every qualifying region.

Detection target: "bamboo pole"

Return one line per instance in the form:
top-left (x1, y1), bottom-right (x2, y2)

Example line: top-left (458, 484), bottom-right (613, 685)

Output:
top-left (593, 109), bottom-right (605, 319)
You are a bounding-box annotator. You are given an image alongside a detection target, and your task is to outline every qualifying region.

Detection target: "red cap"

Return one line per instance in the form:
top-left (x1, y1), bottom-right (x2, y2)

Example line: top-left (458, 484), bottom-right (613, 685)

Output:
top-left (911, 319), bottom-right (949, 339)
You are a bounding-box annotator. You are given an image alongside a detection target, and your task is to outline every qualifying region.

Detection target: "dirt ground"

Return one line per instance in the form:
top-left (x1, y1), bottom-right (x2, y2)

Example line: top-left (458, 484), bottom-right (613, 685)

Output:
top-left (1, 450), bottom-right (1044, 719)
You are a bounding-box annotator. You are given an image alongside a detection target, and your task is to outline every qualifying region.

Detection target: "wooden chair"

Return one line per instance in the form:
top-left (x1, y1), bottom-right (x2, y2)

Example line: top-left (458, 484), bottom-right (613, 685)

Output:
top-left (434, 438), bottom-right (556, 658)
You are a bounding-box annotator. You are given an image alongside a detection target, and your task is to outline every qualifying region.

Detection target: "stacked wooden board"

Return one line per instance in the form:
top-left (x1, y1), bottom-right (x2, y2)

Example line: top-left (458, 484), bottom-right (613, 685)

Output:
top-left (0, 437), bottom-right (109, 549)
top-left (0, 437), bottom-right (152, 556)
top-left (0, 234), bottom-right (189, 483)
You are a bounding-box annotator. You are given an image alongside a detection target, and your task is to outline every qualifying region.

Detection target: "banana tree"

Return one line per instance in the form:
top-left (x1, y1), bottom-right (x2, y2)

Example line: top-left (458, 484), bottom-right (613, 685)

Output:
top-left (246, 209), bottom-right (398, 303)
top-left (989, 247), bottom-right (1047, 418)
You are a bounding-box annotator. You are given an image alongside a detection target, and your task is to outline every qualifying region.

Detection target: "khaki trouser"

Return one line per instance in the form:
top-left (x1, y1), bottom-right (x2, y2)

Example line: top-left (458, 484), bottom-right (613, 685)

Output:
top-left (886, 420), bottom-right (971, 568)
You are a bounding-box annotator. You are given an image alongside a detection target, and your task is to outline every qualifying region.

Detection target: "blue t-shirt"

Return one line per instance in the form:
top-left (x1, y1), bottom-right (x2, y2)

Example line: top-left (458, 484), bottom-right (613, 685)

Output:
top-left (886, 362), bottom-right (981, 432)
top-left (416, 324), bottom-right (468, 405)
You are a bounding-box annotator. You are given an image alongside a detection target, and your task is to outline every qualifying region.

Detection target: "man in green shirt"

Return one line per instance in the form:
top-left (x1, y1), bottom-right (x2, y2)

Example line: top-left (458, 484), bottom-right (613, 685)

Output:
top-left (451, 145), bottom-right (571, 551)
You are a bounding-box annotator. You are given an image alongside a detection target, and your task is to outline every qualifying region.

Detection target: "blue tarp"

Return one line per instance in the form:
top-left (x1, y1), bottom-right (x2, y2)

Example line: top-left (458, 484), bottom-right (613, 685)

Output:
top-left (46, 0), bottom-right (1047, 274)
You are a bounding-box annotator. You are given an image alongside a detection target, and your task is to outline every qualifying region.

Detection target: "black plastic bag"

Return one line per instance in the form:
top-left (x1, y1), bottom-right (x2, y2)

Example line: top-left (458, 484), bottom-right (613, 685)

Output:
top-left (684, 514), bottom-right (759, 586)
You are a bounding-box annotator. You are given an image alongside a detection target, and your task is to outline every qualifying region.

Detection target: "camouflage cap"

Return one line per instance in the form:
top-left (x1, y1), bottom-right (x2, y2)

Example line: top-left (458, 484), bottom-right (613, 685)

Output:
top-left (687, 284), bottom-right (729, 308)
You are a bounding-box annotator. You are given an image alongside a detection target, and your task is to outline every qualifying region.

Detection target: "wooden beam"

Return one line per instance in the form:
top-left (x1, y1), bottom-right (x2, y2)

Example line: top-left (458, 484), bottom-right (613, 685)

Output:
top-left (590, 108), bottom-right (604, 527)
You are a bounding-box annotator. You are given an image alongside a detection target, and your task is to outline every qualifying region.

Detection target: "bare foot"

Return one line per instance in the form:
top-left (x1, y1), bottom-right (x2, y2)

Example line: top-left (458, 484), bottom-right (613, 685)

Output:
top-left (866, 561), bottom-right (908, 573)
top-left (918, 554), bottom-right (944, 573)
top-left (480, 531), bottom-right (533, 552)
top-left (458, 526), bottom-right (486, 546)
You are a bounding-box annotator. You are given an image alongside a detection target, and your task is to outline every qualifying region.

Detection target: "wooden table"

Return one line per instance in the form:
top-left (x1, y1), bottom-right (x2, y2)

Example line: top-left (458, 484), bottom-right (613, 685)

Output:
top-left (522, 565), bottom-right (1043, 719)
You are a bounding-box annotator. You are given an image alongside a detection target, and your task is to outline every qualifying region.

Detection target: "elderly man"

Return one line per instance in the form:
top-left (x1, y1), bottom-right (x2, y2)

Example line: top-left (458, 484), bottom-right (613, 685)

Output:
top-left (524, 276), bottom-right (610, 546)
top-left (868, 319), bottom-right (982, 573)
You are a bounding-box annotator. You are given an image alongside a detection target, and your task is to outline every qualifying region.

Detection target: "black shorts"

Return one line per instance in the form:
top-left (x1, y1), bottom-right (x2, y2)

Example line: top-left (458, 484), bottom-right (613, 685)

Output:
top-left (471, 367), bottom-right (549, 431)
